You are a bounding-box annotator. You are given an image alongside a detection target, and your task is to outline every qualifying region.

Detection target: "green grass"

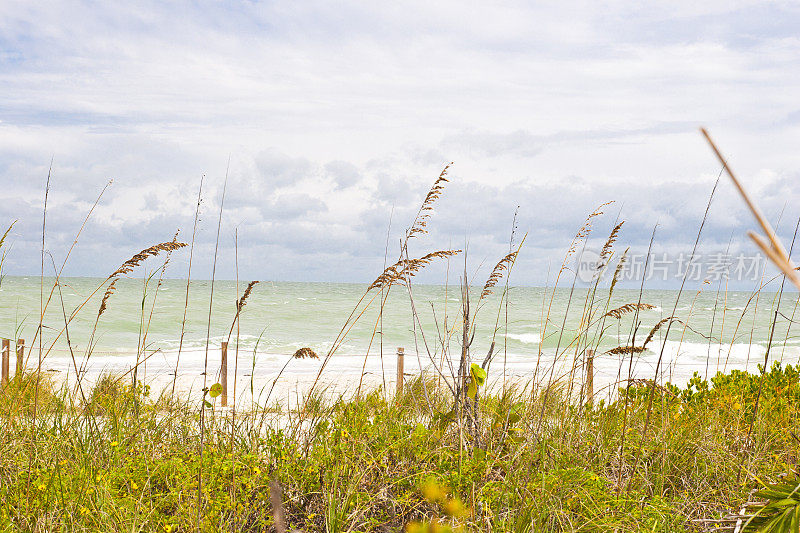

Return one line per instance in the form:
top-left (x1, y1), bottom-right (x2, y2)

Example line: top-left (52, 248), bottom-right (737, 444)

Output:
top-left (0, 364), bottom-right (797, 532)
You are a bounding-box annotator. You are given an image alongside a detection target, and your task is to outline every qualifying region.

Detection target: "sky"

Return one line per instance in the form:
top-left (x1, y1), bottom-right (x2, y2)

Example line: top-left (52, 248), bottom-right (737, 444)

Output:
top-left (1, 1), bottom-right (800, 286)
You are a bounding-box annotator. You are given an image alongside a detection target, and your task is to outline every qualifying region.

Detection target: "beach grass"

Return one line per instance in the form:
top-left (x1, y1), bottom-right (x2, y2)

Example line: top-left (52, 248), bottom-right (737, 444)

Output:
top-left (4, 140), bottom-right (800, 531)
top-left (0, 365), bottom-right (797, 531)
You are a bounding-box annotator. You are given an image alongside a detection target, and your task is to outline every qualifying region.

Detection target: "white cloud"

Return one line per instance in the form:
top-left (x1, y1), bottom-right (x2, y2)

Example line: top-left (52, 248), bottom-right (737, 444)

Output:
top-left (1, 0), bottom-right (799, 285)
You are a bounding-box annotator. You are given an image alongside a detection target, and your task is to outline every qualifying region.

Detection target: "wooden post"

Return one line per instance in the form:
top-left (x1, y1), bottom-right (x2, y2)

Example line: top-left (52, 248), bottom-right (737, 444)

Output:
top-left (16, 339), bottom-right (24, 376)
top-left (396, 347), bottom-right (405, 396)
top-left (221, 341), bottom-right (228, 407)
top-left (1, 339), bottom-right (9, 386)
top-left (585, 348), bottom-right (594, 406)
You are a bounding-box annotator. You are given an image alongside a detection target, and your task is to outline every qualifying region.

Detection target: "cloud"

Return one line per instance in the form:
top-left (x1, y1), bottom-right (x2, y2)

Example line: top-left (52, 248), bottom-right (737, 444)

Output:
top-left (324, 161), bottom-right (362, 190)
top-left (0, 1), bottom-right (799, 286)
top-left (253, 150), bottom-right (314, 191)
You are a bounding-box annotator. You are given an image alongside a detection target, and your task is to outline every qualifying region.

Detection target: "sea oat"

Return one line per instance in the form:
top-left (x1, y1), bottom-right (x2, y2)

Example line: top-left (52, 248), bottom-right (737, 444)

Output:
top-left (607, 345), bottom-right (647, 355)
top-left (0, 221), bottom-right (15, 250)
top-left (600, 221), bottom-right (624, 263)
top-left (608, 249), bottom-right (628, 293)
top-left (408, 163), bottom-right (452, 239)
top-left (368, 249), bottom-right (461, 291)
top-left (98, 239), bottom-right (187, 317)
top-left (606, 318), bottom-right (681, 355)
top-left (567, 201), bottom-right (613, 256)
top-left (236, 281), bottom-right (259, 313)
top-left (293, 347), bottom-right (319, 359)
top-left (604, 302), bottom-right (656, 320)
top-left (642, 317), bottom-right (679, 349)
top-left (480, 238), bottom-right (525, 300)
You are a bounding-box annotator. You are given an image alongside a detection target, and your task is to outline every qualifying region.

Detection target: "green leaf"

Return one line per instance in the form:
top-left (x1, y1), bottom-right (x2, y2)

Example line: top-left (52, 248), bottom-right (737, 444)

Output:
top-left (507, 402), bottom-right (524, 425)
top-left (203, 400), bottom-right (213, 408)
top-left (470, 363), bottom-right (487, 386)
top-left (433, 410), bottom-right (456, 430)
top-left (467, 380), bottom-right (477, 400)
top-left (467, 363), bottom-right (487, 399)
top-left (209, 383), bottom-right (223, 398)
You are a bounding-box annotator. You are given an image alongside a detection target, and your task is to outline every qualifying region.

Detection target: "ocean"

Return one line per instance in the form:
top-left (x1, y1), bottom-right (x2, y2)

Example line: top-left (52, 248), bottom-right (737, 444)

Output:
top-left (0, 276), bottom-right (796, 404)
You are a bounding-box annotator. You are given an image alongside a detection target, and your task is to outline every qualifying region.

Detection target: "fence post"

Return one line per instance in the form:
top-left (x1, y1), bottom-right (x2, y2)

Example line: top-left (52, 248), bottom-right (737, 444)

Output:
top-left (585, 348), bottom-right (594, 406)
top-left (221, 341), bottom-right (228, 407)
top-left (396, 347), bottom-right (405, 396)
top-left (1, 339), bottom-right (9, 386)
top-left (16, 339), bottom-right (24, 376)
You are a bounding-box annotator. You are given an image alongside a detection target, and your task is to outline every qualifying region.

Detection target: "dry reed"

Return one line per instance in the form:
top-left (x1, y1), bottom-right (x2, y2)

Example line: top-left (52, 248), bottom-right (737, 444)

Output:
top-left (604, 302), bottom-right (656, 319)
top-left (98, 239), bottom-right (187, 317)
top-left (236, 280), bottom-right (259, 313)
top-left (408, 163), bottom-right (451, 239)
top-left (293, 347), bottom-right (319, 359)
top-left (368, 250), bottom-right (462, 291)
top-left (480, 237), bottom-right (525, 301)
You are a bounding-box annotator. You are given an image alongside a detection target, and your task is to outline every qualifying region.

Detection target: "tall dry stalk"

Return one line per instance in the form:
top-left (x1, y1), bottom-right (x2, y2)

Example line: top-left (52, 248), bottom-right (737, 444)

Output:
top-left (23, 179), bottom-right (112, 364)
top-left (27, 159), bottom-right (50, 509)
top-left (172, 175), bottom-right (204, 398)
top-left (197, 160), bottom-right (229, 529)
top-left (701, 128), bottom-right (800, 290)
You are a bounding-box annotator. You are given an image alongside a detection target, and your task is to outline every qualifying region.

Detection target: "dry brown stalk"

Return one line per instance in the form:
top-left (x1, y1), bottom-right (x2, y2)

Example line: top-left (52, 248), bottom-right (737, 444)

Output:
top-left (98, 240), bottom-right (187, 317)
top-left (604, 303), bottom-right (655, 320)
top-left (605, 317), bottom-right (679, 356)
top-left (480, 237), bottom-right (526, 301)
top-left (600, 221), bottom-right (624, 261)
top-left (641, 316), bottom-right (676, 348)
top-left (567, 201), bottom-right (613, 256)
top-left (608, 249), bottom-right (628, 296)
top-left (368, 249), bottom-right (462, 291)
top-left (701, 127), bottom-right (800, 290)
top-left (236, 280), bottom-right (259, 313)
top-left (0, 221), bottom-right (15, 250)
top-left (408, 163), bottom-right (452, 239)
top-left (293, 347), bottom-right (319, 359)
top-left (607, 345), bottom-right (646, 355)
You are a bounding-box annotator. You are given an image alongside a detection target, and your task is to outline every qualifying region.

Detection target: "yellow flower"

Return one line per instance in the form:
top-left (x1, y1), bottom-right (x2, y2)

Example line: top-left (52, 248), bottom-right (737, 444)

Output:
top-left (80, 506), bottom-right (90, 516)
top-left (421, 479), bottom-right (445, 502)
top-left (37, 484), bottom-right (45, 491)
top-left (131, 482), bottom-right (139, 490)
top-left (443, 497), bottom-right (466, 518)
top-left (733, 402), bottom-right (742, 410)
top-left (253, 467), bottom-right (261, 476)
top-left (110, 441), bottom-right (119, 447)
top-left (163, 525), bottom-right (174, 533)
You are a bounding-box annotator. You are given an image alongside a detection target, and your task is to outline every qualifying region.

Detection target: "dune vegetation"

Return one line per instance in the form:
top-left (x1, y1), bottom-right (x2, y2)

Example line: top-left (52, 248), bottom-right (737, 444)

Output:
top-left (2, 135), bottom-right (800, 532)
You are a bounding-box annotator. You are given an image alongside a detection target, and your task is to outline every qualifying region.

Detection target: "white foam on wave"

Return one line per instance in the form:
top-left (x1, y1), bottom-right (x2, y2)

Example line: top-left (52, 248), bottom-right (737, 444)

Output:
top-left (505, 333), bottom-right (541, 345)
top-left (649, 340), bottom-right (771, 365)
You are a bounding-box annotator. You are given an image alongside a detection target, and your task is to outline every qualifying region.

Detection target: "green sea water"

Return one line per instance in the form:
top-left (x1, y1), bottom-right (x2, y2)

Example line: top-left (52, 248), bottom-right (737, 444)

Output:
top-left (0, 276), bottom-right (797, 396)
